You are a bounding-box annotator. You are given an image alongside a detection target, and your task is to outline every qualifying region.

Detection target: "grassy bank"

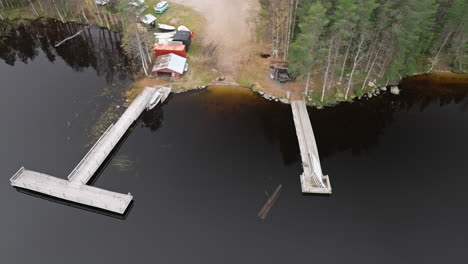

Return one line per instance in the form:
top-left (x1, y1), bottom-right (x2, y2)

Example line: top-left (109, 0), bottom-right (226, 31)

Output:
top-left (0, 1), bottom-right (220, 144)
top-left (106, 1), bottom-right (218, 100)
top-left (252, 0), bottom-right (468, 108)
top-left (126, 1), bottom-right (216, 99)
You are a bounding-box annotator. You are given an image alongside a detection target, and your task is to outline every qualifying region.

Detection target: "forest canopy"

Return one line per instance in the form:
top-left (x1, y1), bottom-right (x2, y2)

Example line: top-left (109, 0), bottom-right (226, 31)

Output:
top-left (263, 0), bottom-right (467, 101)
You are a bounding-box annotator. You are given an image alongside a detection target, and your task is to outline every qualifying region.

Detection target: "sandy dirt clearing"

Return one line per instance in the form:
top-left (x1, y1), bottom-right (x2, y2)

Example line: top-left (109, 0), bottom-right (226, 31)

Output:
top-left (172, 0), bottom-right (259, 79)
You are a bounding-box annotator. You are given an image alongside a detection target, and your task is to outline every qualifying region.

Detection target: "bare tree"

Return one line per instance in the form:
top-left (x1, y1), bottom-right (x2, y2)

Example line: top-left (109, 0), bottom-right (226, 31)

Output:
top-left (321, 41), bottom-right (332, 102)
top-left (429, 31), bottom-right (453, 72)
top-left (345, 34), bottom-right (366, 99)
top-left (339, 39), bottom-right (351, 82)
top-left (36, 0), bottom-right (44, 12)
top-left (27, 0), bottom-right (38, 16)
top-left (361, 38), bottom-right (384, 91)
top-left (52, 0), bottom-right (64, 22)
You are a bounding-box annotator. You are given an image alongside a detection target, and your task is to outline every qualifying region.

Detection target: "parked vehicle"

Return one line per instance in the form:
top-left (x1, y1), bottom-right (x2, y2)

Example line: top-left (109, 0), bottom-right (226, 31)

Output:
top-left (140, 14), bottom-right (157, 28)
top-left (269, 61), bottom-right (292, 83)
top-left (154, 1), bottom-right (169, 14)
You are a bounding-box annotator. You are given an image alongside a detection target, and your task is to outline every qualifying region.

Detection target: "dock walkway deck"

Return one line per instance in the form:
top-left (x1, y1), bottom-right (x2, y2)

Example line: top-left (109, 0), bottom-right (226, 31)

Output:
top-left (10, 87), bottom-right (171, 214)
top-left (291, 101), bottom-right (331, 194)
top-left (68, 87), bottom-right (158, 184)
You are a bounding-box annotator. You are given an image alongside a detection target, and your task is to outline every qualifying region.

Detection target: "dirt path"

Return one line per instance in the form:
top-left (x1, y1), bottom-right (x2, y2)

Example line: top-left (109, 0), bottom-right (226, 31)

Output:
top-left (172, 0), bottom-right (259, 80)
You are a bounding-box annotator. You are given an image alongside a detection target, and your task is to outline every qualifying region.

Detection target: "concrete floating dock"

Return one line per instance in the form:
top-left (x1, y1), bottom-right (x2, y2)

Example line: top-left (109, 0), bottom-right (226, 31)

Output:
top-left (10, 86), bottom-right (171, 214)
top-left (291, 101), bottom-right (332, 194)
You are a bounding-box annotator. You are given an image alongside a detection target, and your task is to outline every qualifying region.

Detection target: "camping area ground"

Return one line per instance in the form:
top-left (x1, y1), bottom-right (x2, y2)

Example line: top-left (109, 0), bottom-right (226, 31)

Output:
top-left (134, 0), bottom-right (302, 101)
top-left (169, 0), bottom-right (306, 100)
top-left (0, 0), bottom-right (302, 102)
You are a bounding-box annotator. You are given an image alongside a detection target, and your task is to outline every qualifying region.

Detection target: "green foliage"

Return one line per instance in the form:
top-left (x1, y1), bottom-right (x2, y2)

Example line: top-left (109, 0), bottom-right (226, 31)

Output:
top-left (385, 0), bottom-right (438, 80)
top-left (286, 0), bottom-right (467, 105)
top-left (288, 2), bottom-right (328, 76)
top-left (443, 0), bottom-right (468, 72)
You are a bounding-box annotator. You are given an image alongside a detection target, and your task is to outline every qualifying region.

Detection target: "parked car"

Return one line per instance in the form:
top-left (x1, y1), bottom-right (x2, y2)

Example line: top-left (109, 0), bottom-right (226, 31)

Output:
top-left (269, 61), bottom-right (292, 83)
top-left (154, 1), bottom-right (169, 14)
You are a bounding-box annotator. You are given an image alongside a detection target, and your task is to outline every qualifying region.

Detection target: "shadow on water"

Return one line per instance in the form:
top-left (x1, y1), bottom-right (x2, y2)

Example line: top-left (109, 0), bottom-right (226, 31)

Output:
top-left (87, 99), bottom-right (168, 185)
top-left (153, 79), bottom-right (468, 172)
top-left (302, 192), bottom-right (332, 198)
top-left (307, 72), bottom-right (468, 159)
top-left (0, 18), bottom-right (132, 82)
top-left (10, 110), bottom-right (150, 219)
top-left (0, 19), bottom-right (134, 138)
top-left (12, 102), bottom-right (165, 219)
top-left (15, 188), bottom-right (134, 220)
top-left (0, 18), bottom-right (170, 218)
top-left (3, 17), bottom-right (468, 263)
top-left (198, 73), bottom-right (468, 171)
top-left (86, 120), bottom-right (140, 186)
top-left (141, 95), bottom-right (170, 131)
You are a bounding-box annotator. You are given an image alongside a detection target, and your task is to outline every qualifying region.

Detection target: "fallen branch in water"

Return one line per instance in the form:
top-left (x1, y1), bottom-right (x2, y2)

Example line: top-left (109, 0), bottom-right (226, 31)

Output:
top-left (55, 27), bottom-right (88, 47)
top-left (258, 184), bottom-right (282, 220)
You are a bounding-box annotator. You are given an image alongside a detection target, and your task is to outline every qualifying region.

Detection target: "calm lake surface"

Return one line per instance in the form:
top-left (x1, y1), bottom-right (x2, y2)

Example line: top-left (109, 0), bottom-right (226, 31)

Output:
top-left (1, 20), bottom-right (467, 264)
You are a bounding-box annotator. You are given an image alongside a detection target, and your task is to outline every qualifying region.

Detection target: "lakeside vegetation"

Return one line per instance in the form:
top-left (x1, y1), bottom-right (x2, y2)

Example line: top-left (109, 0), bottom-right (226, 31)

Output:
top-left (0, 0), bottom-right (215, 95)
top-left (261, 0), bottom-right (467, 106)
top-left (1, 0), bottom-right (467, 107)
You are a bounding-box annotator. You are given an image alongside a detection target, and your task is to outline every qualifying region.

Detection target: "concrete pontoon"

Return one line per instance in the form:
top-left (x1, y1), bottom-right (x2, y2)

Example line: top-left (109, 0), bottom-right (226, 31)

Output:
top-left (10, 86), bottom-right (171, 214)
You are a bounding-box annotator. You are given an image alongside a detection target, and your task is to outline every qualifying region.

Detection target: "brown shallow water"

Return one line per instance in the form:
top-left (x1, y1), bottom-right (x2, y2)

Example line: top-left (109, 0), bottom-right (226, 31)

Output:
top-left (1, 20), bottom-right (468, 264)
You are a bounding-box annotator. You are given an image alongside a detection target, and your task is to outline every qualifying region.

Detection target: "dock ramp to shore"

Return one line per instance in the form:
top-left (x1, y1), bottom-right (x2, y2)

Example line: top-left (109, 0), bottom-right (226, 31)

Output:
top-left (10, 86), bottom-right (171, 214)
top-left (291, 101), bottom-right (332, 194)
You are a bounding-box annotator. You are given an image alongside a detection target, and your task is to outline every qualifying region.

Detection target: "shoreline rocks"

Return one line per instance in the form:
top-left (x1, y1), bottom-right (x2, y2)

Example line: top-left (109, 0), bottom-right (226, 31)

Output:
top-left (173, 85), bottom-right (207, 94)
top-left (256, 91), bottom-right (290, 104)
top-left (390, 86), bottom-right (400, 95)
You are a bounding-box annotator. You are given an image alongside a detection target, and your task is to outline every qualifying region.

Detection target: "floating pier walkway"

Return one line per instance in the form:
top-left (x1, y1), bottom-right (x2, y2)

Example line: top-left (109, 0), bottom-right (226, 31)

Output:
top-left (10, 86), bottom-right (171, 214)
top-left (291, 101), bottom-right (332, 194)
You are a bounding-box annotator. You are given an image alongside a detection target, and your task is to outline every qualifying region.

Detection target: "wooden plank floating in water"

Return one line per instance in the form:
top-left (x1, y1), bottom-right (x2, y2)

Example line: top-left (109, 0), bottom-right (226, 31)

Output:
top-left (258, 184), bottom-right (282, 220)
top-left (10, 86), bottom-right (171, 214)
top-left (290, 101), bottom-right (332, 194)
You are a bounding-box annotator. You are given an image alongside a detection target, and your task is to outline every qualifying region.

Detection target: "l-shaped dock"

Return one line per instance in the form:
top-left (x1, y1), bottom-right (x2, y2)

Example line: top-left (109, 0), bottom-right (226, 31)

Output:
top-left (291, 101), bottom-right (332, 194)
top-left (10, 86), bottom-right (171, 214)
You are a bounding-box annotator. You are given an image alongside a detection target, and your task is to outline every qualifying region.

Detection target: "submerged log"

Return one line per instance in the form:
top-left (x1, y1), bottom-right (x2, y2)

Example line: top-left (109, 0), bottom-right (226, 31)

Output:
top-left (258, 184), bottom-right (283, 220)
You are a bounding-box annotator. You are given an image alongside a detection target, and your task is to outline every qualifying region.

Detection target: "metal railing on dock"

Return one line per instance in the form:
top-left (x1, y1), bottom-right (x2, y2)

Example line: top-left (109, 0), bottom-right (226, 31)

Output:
top-left (68, 124), bottom-right (114, 182)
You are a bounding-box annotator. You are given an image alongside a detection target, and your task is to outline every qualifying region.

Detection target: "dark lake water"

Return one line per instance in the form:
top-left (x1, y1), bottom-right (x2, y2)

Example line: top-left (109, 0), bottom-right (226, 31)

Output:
top-left (1, 20), bottom-right (468, 264)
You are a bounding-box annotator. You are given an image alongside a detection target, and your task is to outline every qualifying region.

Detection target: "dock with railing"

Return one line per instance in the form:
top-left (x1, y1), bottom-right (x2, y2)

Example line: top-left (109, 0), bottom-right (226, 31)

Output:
top-left (291, 100), bottom-right (331, 194)
top-left (10, 86), bottom-right (171, 214)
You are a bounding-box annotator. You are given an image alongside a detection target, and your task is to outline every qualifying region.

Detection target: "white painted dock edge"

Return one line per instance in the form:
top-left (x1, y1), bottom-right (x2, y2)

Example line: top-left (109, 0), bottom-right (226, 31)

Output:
top-left (291, 101), bottom-right (332, 194)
